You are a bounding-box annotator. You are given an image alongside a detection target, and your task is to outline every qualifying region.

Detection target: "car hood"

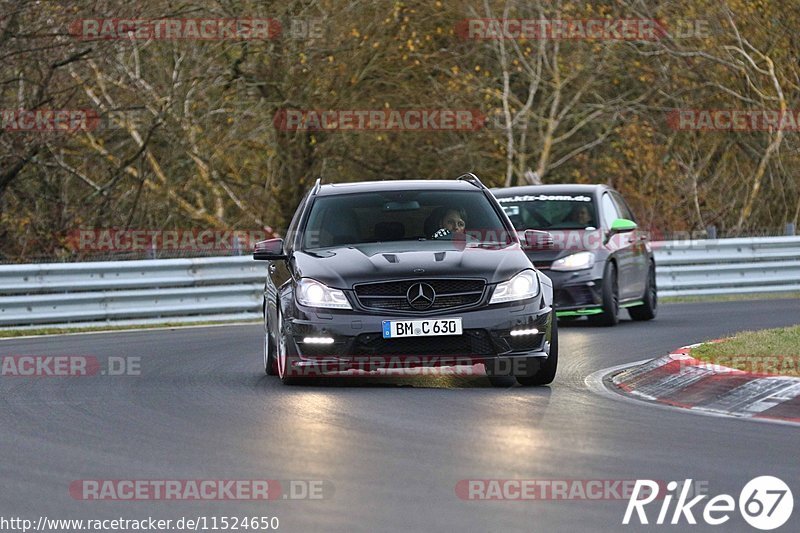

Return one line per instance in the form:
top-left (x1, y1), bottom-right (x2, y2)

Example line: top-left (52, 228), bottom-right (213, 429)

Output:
top-left (293, 241), bottom-right (534, 289)
top-left (524, 229), bottom-right (608, 264)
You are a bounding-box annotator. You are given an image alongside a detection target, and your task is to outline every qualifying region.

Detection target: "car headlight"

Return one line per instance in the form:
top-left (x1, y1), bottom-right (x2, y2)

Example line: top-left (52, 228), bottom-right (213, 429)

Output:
top-left (296, 279), bottom-right (352, 309)
top-left (490, 270), bottom-right (540, 304)
top-left (550, 251), bottom-right (595, 271)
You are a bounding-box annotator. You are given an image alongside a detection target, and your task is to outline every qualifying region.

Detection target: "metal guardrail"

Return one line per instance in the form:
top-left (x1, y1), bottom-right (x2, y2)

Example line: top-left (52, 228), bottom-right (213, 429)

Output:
top-left (0, 236), bottom-right (798, 328)
top-left (653, 236), bottom-right (800, 297)
top-left (0, 257), bottom-right (266, 328)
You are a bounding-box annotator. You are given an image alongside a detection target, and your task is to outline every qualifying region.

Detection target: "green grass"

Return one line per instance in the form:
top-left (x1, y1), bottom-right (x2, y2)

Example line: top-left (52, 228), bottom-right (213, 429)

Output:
top-left (0, 320), bottom-right (259, 338)
top-left (661, 292), bottom-right (800, 304)
top-left (691, 325), bottom-right (800, 377)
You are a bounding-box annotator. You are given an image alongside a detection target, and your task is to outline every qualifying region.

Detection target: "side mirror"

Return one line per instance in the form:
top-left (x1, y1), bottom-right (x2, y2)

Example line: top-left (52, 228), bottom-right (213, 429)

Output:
top-left (523, 229), bottom-right (554, 250)
top-left (609, 218), bottom-right (638, 234)
top-left (253, 238), bottom-right (286, 260)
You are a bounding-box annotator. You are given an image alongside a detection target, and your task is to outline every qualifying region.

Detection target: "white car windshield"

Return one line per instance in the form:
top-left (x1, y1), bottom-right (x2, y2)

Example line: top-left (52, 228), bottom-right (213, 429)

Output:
top-left (497, 194), bottom-right (598, 230)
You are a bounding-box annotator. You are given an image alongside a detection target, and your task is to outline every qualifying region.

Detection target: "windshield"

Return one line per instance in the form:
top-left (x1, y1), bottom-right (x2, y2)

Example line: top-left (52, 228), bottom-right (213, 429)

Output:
top-left (496, 193), bottom-right (598, 230)
top-left (302, 190), bottom-right (512, 250)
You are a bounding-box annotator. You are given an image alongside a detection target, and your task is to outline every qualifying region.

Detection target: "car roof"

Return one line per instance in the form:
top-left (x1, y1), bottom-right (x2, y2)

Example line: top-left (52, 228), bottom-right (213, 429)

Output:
top-left (491, 184), bottom-right (610, 197)
top-left (315, 179), bottom-right (483, 196)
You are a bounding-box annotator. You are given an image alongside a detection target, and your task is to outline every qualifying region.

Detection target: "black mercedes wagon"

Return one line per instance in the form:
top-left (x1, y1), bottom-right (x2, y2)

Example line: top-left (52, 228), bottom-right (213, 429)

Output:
top-left (254, 174), bottom-right (558, 386)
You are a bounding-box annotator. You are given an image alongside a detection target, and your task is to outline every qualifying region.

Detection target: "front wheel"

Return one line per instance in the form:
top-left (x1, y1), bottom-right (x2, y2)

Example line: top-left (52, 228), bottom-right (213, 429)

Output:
top-left (588, 262), bottom-right (619, 327)
top-left (629, 262), bottom-right (657, 321)
top-left (515, 315), bottom-right (558, 386)
top-left (485, 313), bottom-right (559, 387)
top-left (276, 308), bottom-right (294, 385)
top-left (263, 322), bottom-right (277, 375)
top-left (276, 308), bottom-right (310, 385)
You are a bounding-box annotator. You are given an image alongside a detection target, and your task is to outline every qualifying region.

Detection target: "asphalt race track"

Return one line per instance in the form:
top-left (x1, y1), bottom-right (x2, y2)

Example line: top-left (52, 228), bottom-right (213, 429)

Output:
top-left (1, 300), bottom-right (798, 533)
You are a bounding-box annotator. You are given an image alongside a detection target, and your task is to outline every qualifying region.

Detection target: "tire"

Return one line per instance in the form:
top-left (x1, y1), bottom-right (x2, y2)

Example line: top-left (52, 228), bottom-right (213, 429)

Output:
top-left (629, 262), bottom-right (657, 321)
top-left (588, 261), bottom-right (619, 327)
top-left (515, 314), bottom-right (558, 386)
top-left (276, 308), bottom-right (301, 385)
top-left (263, 321), bottom-right (277, 375)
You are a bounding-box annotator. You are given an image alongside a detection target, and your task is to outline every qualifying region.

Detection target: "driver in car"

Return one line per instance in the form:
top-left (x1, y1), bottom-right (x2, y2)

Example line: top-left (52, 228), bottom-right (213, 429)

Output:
top-left (565, 203), bottom-right (594, 228)
top-left (429, 206), bottom-right (467, 239)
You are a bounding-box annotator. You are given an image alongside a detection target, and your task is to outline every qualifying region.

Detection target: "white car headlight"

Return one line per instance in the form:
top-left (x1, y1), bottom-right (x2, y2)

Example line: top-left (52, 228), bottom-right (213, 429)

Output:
top-left (490, 270), bottom-right (540, 304)
top-left (550, 251), bottom-right (595, 271)
top-left (296, 279), bottom-right (352, 309)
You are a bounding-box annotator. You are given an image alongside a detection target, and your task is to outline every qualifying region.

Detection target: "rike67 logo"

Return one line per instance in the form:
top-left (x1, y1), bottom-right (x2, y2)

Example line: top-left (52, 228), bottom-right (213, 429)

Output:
top-left (624, 477), bottom-right (793, 530)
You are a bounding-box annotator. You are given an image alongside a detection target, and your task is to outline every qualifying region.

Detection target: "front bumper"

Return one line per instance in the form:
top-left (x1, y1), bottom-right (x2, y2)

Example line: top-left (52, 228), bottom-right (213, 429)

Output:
top-left (540, 268), bottom-right (604, 313)
top-left (282, 298), bottom-right (554, 374)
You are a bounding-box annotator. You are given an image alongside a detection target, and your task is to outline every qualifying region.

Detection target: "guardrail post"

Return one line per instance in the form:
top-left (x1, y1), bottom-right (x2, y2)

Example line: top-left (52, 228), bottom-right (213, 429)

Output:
top-left (786, 223), bottom-right (796, 236)
top-left (706, 225), bottom-right (717, 240)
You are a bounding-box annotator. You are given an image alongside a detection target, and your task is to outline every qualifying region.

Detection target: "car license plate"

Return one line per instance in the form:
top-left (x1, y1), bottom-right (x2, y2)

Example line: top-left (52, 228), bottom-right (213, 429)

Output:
top-left (382, 318), bottom-right (463, 339)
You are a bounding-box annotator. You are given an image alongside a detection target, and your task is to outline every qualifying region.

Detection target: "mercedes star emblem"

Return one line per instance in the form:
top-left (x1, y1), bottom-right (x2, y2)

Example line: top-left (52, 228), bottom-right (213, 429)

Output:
top-left (406, 282), bottom-right (436, 310)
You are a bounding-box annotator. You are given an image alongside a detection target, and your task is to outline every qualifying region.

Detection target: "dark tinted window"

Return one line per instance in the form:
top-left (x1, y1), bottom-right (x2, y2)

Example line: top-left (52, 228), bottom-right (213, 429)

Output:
top-left (302, 190), bottom-right (509, 249)
top-left (611, 191), bottom-right (635, 222)
top-left (600, 193), bottom-right (621, 227)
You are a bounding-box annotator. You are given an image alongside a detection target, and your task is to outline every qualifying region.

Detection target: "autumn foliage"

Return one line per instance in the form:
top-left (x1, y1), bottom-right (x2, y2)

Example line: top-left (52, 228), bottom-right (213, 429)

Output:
top-left (1, 0), bottom-right (799, 261)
